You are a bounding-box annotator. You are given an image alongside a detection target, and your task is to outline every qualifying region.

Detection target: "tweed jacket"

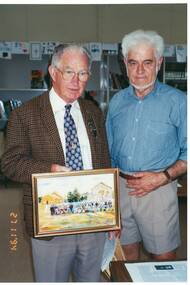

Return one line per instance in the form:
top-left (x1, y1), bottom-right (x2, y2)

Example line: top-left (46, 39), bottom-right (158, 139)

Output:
top-left (1, 92), bottom-right (111, 238)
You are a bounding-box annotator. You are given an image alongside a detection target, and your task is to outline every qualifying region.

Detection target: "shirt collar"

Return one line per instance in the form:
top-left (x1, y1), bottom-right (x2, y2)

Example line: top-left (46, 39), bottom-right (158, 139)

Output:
top-left (49, 87), bottom-right (80, 113)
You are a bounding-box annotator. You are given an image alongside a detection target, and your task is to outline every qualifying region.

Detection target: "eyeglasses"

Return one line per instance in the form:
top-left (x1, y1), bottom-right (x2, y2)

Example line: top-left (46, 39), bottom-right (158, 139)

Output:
top-left (55, 66), bottom-right (91, 82)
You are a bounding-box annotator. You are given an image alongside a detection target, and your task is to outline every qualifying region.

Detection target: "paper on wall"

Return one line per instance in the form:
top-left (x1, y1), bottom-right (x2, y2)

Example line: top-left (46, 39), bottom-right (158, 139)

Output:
top-left (89, 42), bottom-right (102, 61)
top-left (176, 45), bottom-right (187, 63)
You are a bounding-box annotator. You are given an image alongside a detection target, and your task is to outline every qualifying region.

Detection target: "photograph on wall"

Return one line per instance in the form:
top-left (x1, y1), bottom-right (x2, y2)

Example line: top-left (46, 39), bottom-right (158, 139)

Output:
top-left (32, 168), bottom-right (120, 237)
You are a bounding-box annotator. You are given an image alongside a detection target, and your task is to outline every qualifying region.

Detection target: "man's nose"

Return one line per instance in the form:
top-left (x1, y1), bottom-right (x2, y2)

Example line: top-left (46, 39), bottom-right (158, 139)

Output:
top-left (71, 72), bottom-right (80, 83)
top-left (137, 63), bottom-right (145, 73)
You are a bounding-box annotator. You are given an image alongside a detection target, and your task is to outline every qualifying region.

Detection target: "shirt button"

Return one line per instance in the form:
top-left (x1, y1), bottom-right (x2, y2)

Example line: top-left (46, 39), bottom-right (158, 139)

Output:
top-left (128, 156), bottom-right (132, 160)
top-left (139, 101), bottom-right (142, 104)
top-left (135, 118), bottom-right (139, 122)
top-left (132, 137), bottom-right (135, 141)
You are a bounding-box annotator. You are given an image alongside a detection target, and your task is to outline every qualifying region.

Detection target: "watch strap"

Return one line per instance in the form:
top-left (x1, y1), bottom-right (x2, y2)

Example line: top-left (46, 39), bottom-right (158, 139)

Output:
top-left (163, 169), bottom-right (172, 182)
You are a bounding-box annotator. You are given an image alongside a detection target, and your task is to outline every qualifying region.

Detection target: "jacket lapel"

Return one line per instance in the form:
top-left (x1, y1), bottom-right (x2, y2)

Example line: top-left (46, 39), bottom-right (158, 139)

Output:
top-left (78, 99), bottom-right (98, 168)
top-left (39, 92), bottom-right (65, 164)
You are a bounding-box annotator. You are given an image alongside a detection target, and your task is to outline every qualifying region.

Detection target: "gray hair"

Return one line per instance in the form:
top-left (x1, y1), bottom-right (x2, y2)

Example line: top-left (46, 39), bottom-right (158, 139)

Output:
top-left (122, 30), bottom-right (164, 59)
top-left (51, 43), bottom-right (92, 69)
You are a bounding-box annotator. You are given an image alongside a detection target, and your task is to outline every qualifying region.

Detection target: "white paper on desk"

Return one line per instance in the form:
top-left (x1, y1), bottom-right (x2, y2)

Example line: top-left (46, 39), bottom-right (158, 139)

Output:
top-left (125, 261), bottom-right (187, 282)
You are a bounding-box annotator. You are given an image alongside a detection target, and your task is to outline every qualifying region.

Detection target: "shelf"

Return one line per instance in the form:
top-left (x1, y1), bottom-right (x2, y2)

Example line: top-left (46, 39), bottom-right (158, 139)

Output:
top-left (165, 79), bottom-right (187, 82)
top-left (0, 89), bottom-right (48, 91)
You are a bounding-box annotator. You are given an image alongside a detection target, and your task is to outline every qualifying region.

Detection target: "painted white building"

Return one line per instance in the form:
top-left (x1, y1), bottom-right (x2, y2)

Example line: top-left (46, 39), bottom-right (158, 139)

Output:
top-left (88, 182), bottom-right (113, 202)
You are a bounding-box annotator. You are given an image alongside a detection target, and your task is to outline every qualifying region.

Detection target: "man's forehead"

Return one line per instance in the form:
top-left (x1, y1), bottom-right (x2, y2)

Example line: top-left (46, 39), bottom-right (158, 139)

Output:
top-left (127, 44), bottom-right (156, 59)
top-left (60, 50), bottom-right (89, 65)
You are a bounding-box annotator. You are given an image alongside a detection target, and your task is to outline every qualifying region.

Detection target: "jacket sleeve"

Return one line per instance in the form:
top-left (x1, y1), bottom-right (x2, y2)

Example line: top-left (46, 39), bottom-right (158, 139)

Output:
top-left (1, 109), bottom-right (52, 184)
top-left (106, 107), bottom-right (116, 168)
top-left (97, 107), bottom-right (111, 168)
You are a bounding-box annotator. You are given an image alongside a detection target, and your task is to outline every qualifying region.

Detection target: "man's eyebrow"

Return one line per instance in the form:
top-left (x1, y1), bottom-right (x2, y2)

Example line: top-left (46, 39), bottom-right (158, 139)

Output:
top-left (64, 65), bottom-right (72, 69)
top-left (127, 59), bottom-right (136, 63)
top-left (127, 59), bottom-right (154, 63)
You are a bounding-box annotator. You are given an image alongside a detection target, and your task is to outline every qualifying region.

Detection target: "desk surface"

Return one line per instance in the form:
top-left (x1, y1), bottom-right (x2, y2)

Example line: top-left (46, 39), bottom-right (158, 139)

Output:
top-left (110, 261), bottom-right (132, 282)
top-left (110, 260), bottom-right (187, 282)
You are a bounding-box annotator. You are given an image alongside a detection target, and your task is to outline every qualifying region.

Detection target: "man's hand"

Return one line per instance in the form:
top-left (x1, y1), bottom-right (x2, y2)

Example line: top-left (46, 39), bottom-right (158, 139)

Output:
top-left (108, 230), bottom-right (121, 240)
top-left (126, 171), bottom-right (168, 197)
top-left (51, 164), bottom-right (71, 172)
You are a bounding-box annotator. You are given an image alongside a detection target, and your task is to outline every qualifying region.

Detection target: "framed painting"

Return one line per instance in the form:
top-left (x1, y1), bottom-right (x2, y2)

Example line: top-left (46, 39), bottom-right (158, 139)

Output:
top-left (32, 168), bottom-right (120, 237)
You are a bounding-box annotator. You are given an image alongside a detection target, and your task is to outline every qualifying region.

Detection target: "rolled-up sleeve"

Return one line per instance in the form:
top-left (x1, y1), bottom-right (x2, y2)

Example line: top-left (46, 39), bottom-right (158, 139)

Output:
top-left (177, 98), bottom-right (187, 161)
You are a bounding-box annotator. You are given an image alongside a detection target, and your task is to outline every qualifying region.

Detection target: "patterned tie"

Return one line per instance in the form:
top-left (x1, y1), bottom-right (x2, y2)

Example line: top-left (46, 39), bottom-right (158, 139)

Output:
top-left (64, 104), bottom-right (83, 170)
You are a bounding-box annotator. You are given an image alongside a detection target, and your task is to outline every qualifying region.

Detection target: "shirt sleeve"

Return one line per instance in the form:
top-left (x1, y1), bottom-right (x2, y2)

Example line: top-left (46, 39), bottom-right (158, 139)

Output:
top-left (177, 97), bottom-right (187, 161)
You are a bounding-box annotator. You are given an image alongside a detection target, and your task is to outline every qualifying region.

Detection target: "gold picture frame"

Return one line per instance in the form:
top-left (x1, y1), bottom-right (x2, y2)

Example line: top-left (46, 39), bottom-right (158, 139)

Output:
top-left (32, 168), bottom-right (120, 237)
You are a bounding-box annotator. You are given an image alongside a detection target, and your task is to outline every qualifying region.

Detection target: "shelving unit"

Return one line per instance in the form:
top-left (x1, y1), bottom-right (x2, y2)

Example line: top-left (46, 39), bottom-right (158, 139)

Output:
top-left (99, 50), bottom-right (129, 112)
top-left (163, 58), bottom-right (187, 92)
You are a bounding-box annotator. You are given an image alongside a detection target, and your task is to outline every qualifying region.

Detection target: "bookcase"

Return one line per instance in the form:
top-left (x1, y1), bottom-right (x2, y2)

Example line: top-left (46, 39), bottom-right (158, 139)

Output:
top-left (163, 58), bottom-right (187, 92)
top-left (99, 48), bottom-right (129, 112)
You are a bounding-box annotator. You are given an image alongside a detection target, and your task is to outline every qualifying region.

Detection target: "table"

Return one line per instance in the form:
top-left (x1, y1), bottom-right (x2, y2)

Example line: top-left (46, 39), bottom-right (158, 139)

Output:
top-left (110, 260), bottom-right (187, 282)
top-left (110, 261), bottom-right (132, 282)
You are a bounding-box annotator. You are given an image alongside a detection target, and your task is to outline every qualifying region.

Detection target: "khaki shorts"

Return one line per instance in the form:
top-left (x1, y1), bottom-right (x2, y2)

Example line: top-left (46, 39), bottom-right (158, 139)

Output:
top-left (119, 177), bottom-right (180, 255)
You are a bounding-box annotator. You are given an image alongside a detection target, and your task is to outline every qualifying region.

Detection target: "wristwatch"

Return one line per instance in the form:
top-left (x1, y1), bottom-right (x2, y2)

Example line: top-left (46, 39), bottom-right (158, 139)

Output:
top-left (163, 169), bottom-right (172, 182)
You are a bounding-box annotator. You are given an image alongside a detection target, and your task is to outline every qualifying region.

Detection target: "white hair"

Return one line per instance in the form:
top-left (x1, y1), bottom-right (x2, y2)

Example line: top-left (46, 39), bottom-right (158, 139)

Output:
top-left (122, 29), bottom-right (164, 59)
top-left (51, 44), bottom-right (92, 69)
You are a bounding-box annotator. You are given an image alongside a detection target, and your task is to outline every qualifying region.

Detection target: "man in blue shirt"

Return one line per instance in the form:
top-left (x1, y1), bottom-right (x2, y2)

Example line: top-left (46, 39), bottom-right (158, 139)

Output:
top-left (106, 30), bottom-right (187, 261)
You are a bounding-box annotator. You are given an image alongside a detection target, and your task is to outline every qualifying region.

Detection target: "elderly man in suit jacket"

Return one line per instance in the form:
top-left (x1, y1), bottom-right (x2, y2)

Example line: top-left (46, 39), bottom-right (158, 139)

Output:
top-left (1, 44), bottom-right (111, 282)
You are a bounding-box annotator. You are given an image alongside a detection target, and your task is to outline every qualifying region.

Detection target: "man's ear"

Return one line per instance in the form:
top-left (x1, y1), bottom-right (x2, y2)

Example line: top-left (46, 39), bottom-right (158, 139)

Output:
top-left (124, 57), bottom-right (128, 66)
top-left (48, 65), bottom-right (56, 81)
top-left (157, 56), bottom-right (163, 71)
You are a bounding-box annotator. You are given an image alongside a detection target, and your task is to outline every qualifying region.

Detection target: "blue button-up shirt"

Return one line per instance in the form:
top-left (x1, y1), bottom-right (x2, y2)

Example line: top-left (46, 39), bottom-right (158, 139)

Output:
top-left (106, 81), bottom-right (187, 173)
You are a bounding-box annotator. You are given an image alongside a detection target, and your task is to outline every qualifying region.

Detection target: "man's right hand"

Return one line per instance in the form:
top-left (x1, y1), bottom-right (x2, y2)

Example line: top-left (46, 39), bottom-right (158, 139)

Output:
top-left (51, 164), bottom-right (71, 172)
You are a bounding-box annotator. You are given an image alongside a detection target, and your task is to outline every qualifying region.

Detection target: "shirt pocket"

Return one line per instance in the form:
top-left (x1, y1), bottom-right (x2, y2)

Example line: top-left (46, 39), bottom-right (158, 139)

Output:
top-left (146, 120), bottom-right (177, 152)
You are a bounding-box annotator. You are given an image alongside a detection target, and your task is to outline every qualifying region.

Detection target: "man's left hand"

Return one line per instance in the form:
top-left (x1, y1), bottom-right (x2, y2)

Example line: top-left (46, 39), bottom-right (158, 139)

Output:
top-left (108, 230), bottom-right (121, 240)
top-left (126, 171), bottom-right (168, 197)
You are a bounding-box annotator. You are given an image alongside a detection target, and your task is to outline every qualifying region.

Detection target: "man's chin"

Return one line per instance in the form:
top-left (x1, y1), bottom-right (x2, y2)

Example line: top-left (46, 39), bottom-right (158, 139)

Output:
top-left (131, 81), bottom-right (155, 91)
top-left (68, 93), bottom-right (81, 102)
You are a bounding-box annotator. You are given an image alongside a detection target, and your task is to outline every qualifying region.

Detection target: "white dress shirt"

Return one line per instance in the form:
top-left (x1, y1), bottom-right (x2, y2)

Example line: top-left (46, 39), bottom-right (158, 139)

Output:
top-left (49, 88), bottom-right (93, 170)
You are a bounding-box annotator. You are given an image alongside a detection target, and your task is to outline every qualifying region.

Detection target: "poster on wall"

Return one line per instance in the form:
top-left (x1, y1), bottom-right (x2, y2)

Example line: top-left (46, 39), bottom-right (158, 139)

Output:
top-left (12, 42), bottom-right (29, 54)
top-left (89, 42), bottom-right (102, 61)
top-left (30, 42), bottom-right (42, 60)
top-left (41, 42), bottom-right (60, 54)
top-left (0, 42), bottom-right (12, 59)
top-left (176, 45), bottom-right (187, 63)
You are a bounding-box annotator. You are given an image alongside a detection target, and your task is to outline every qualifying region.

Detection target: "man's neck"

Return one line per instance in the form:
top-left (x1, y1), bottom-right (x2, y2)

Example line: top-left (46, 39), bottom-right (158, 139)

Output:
top-left (135, 85), bottom-right (154, 99)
